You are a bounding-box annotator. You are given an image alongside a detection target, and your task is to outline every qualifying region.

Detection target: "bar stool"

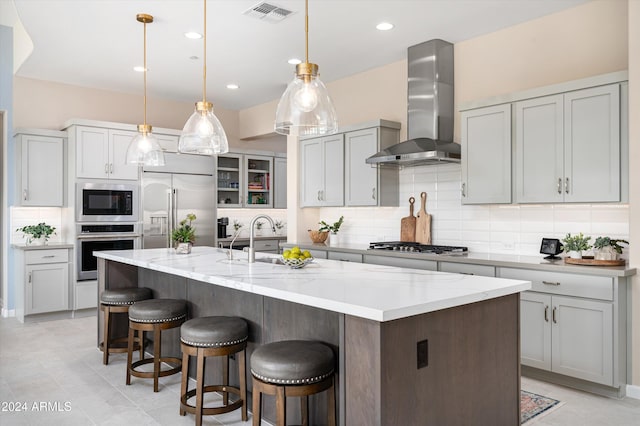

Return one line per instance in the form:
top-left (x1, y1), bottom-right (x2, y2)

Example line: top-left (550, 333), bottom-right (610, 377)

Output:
top-left (100, 287), bottom-right (152, 365)
top-left (179, 316), bottom-right (249, 426)
top-left (251, 340), bottom-right (336, 426)
top-left (126, 298), bottom-right (187, 392)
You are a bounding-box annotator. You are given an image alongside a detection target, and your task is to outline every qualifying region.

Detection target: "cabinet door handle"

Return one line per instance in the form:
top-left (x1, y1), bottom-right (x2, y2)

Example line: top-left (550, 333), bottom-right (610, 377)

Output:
top-left (28, 272), bottom-right (32, 283)
top-left (557, 178), bottom-right (562, 194)
top-left (42, 255), bottom-right (55, 259)
top-left (110, 163), bottom-right (114, 173)
top-left (105, 163), bottom-right (109, 174)
top-left (23, 190), bottom-right (28, 201)
top-left (461, 183), bottom-right (466, 197)
top-left (542, 280), bottom-right (560, 286)
top-left (565, 177), bottom-right (569, 194)
top-left (372, 188), bottom-right (376, 200)
top-left (544, 305), bottom-right (549, 322)
top-left (317, 190), bottom-right (321, 201)
top-left (552, 307), bottom-right (557, 324)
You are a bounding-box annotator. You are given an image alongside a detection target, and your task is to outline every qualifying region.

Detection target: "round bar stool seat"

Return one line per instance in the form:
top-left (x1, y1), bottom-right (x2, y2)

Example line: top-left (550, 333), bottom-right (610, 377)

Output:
top-left (179, 316), bottom-right (249, 426)
top-left (251, 340), bottom-right (336, 426)
top-left (126, 299), bottom-right (187, 392)
top-left (100, 287), bottom-right (152, 365)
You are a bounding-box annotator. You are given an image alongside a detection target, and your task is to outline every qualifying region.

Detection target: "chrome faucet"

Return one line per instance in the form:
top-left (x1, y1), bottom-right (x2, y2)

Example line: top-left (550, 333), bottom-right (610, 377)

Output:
top-left (226, 229), bottom-right (242, 260)
top-left (247, 214), bottom-right (276, 263)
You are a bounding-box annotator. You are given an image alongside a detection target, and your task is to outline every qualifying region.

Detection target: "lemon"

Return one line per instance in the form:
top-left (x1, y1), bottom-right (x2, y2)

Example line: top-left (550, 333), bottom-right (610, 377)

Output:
top-left (283, 250), bottom-right (291, 258)
top-left (291, 246), bottom-right (301, 254)
top-left (302, 250), bottom-right (311, 259)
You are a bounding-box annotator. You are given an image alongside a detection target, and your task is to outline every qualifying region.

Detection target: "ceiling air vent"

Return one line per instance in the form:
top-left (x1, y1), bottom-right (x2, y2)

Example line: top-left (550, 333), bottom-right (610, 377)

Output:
top-left (243, 2), bottom-right (293, 23)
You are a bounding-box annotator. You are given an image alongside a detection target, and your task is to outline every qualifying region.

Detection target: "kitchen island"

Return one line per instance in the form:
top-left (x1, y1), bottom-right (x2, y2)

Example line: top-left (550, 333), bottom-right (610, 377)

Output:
top-left (95, 246), bottom-right (530, 425)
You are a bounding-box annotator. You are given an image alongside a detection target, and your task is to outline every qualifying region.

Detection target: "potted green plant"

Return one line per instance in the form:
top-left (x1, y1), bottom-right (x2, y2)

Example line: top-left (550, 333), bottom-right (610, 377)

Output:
top-left (562, 232), bottom-right (592, 259)
top-left (308, 216), bottom-right (344, 245)
top-left (232, 220), bottom-right (243, 235)
top-left (255, 220), bottom-right (264, 236)
top-left (593, 237), bottom-right (628, 261)
top-left (17, 222), bottom-right (56, 245)
top-left (171, 213), bottom-right (196, 253)
top-left (275, 220), bottom-right (286, 236)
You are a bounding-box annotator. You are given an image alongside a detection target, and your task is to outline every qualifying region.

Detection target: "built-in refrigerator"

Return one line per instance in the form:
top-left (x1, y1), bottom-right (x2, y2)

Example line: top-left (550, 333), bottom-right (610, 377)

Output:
top-left (142, 153), bottom-right (216, 249)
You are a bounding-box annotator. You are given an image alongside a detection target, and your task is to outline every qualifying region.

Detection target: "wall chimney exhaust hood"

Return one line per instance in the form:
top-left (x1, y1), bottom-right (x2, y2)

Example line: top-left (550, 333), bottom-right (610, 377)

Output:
top-left (366, 39), bottom-right (460, 167)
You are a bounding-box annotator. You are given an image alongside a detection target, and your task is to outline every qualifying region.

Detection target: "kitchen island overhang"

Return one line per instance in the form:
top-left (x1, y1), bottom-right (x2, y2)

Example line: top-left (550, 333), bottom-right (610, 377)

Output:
top-left (95, 246), bottom-right (531, 425)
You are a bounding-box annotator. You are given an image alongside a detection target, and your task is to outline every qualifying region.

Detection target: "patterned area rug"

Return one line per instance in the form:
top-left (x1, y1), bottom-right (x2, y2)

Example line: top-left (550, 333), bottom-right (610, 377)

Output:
top-left (521, 390), bottom-right (561, 424)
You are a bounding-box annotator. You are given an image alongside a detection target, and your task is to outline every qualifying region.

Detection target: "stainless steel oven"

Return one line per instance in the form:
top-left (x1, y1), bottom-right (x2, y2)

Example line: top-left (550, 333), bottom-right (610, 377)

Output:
top-left (76, 224), bottom-right (140, 280)
top-left (76, 182), bottom-right (139, 222)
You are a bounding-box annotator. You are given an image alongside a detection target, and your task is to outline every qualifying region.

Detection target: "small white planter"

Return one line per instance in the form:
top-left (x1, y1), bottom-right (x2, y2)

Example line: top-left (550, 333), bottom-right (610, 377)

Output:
top-left (594, 246), bottom-right (618, 261)
top-left (175, 242), bottom-right (192, 254)
top-left (567, 250), bottom-right (582, 259)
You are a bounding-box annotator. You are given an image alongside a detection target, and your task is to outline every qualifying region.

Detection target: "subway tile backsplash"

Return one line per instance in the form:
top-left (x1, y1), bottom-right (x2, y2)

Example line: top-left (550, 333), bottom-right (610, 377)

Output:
top-left (319, 163), bottom-right (630, 256)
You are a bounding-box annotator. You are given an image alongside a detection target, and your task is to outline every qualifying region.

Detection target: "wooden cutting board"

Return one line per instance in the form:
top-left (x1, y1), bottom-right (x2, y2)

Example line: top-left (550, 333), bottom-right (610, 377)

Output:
top-left (400, 197), bottom-right (416, 242)
top-left (415, 192), bottom-right (432, 244)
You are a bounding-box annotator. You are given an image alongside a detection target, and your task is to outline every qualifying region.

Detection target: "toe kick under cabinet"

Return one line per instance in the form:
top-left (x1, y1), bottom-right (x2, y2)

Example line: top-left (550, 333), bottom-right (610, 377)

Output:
top-left (14, 246), bottom-right (72, 322)
top-left (498, 267), bottom-right (629, 396)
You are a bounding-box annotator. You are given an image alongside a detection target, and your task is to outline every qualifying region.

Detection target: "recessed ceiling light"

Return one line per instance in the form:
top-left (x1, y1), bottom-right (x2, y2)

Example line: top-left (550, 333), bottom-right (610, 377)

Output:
top-left (133, 66), bottom-right (146, 72)
top-left (376, 22), bottom-right (394, 31)
top-left (184, 31), bottom-right (203, 39)
top-left (226, 84), bottom-right (239, 90)
top-left (189, 56), bottom-right (199, 60)
top-left (288, 58), bottom-right (302, 65)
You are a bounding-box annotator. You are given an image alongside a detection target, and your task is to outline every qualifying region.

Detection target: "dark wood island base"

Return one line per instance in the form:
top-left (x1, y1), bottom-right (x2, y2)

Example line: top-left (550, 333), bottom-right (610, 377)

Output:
top-left (97, 257), bottom-right (521, 426)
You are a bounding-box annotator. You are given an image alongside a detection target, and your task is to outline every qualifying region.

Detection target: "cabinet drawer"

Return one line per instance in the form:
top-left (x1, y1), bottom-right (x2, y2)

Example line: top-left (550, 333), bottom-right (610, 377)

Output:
top-left (328, 251), bottom-right (362, 263)
top-left (497, 268), bottom-right (613, 301)
top-left (307, 249), bottom-right (328, 259)
top-left (25, 249), bottom-right (69, 265)
top-left (439, 262), bottom-right (495, 277)
top-left (253, 240), bottom-right (280, 252)
top-left (364, 254), bottom-right (437, 271)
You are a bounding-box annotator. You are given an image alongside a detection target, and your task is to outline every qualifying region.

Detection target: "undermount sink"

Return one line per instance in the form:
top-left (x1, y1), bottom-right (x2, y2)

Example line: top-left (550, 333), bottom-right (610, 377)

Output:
top-left (254, 257), bottom-right (285, 265)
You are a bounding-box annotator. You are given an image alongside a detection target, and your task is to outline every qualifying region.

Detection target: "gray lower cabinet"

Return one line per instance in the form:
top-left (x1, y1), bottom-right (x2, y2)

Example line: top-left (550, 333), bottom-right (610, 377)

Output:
top-left (253, 239), bottom-right (280, 253)
top-left (15, 247), bottom-right (71, 321)
top-left (438, 261), bottom-right (495, 276)
top-left (500, 267), bottom-right (619, 389)
top-left (327, 251), bottom-right (362, 263)
top-left (75, 280), bottom-right (98, 310)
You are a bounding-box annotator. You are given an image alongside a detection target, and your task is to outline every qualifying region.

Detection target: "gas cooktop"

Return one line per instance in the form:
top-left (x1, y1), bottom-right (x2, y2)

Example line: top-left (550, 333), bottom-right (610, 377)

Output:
top-left (368, 241), bottom-right (468, 254)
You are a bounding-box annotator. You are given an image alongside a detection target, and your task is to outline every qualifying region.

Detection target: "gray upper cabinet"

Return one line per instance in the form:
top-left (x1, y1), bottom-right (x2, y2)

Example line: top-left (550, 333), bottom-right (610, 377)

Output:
top-left (515, 84), bottom-right (620, 203)
top-left (273, 157), bottom-right (287, 209)
top-left (515, 95), bottom-right (564, 203)
top-left (461, 104), bottom-right (512, 204)
top-left (73, 126), bottom-right (139, 180)
top-left (15, 130), bottom-right (65, 206)
top-left (564, 84), bottom-right (620, 202)
top-left (344, 126), bottom-right (399, 207)
top-left (300, 134), bottom-right (344, 207)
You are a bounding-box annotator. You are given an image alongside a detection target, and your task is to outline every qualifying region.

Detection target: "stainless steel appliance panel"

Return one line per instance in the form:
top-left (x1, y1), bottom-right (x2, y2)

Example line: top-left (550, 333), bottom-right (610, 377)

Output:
top-left (76, 181), bottom-right (139, 222)
top-left (142, 166), bottom-right (216, 249)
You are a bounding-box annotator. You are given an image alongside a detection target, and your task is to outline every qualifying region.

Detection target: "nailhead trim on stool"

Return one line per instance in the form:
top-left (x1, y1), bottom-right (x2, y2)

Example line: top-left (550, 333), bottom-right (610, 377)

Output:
top-left (179, 316), bottom-right (249, 426)
top-left (250, 340), bottom-right (336, 426)
top-left (100, 287), bottom-right (152, 365)
top-left (126, 299), bottom-right (187, 393)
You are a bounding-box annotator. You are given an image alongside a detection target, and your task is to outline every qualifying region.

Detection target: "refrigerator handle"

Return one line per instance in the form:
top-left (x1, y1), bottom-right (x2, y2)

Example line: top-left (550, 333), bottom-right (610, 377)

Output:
top-left (172, 189), bottom-right (178, 228)
top-left (167, 190), bottom-right (173, 248)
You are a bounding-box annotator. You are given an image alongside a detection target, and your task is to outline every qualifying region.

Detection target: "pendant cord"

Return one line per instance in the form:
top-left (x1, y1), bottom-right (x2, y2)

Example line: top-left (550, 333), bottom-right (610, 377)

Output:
top-left (143, 20), bottom-right (147, 127)
top-left (202, 0), bottom-right (207, 103)
top-left (304, 0), bottom-right (309, 64)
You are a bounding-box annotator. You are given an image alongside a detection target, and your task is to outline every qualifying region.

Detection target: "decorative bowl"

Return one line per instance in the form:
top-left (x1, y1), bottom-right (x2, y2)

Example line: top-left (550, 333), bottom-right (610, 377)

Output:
top-left (281, 256), bottom-right (314, 269)
top-left (308, 230), bottom-right (329, 244)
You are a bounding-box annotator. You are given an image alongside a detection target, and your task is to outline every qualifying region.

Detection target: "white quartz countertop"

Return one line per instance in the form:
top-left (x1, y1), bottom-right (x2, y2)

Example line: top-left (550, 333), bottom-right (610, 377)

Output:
top-left (94, 246), bottom-right (531, 322)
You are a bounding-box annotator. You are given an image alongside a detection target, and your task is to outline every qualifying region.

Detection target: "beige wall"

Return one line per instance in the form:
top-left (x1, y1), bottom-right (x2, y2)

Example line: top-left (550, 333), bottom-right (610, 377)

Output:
top-left (13, 77), bottom-right (285, 152)
top-left (628, 0), bottom-right (639, 387)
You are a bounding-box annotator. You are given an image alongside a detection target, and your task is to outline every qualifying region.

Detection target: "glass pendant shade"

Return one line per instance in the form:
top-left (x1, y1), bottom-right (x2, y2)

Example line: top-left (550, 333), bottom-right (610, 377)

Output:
top-left (275, 70), bottom-right (338, 136)
top-left (126, 126), bottom-right (165, 166)
top-left (179, 101), bottom-right (229, 155)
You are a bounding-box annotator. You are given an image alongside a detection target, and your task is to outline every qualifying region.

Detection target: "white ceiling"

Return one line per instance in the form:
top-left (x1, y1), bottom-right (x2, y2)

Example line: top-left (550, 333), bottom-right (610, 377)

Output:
top-left (13, 0), bottom-right (591, 111)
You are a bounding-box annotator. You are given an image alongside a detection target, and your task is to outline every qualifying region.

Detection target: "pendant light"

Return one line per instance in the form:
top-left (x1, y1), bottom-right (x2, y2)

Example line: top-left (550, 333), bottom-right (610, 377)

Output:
top-left (126, 14), bottom-right (165, 166)
top-left (178, 0), bottom-right (229, 155)
top-left (274, 0), bottom-right (337, 136)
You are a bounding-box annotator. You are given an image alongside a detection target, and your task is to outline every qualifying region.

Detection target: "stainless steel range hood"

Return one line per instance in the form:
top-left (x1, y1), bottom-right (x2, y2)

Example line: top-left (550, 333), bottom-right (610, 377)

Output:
top-left (366, 39), bottom-right (460, 166)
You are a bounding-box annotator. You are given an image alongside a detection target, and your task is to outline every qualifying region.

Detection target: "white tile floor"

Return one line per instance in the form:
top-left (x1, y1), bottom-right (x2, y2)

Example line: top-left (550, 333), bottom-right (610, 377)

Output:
top-left (0, 315), bottom-right (639, 425)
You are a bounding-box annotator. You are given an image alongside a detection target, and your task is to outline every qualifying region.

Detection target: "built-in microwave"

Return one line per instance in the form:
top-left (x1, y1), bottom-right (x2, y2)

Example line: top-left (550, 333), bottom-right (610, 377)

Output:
top-left (76, 182), bottom-right (139, 222)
